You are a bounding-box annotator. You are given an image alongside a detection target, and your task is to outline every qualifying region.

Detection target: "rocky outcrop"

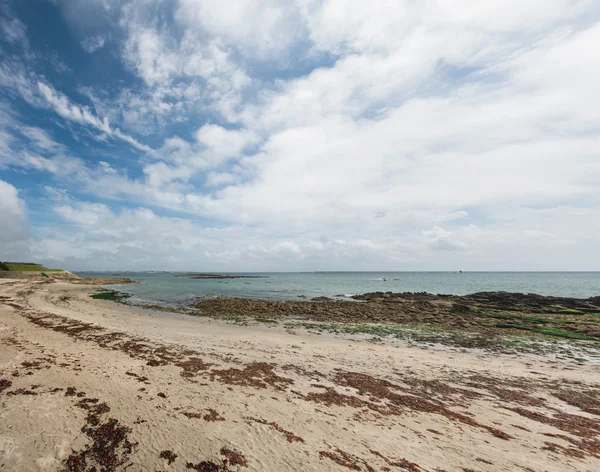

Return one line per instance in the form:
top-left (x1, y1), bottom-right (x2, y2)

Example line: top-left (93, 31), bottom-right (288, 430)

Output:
top-left (352, 291), bottom-right (600, 313)
top-left (70, 277), bottom-right (136, 285)
top-left (189, 290), bottom-right (600, 342)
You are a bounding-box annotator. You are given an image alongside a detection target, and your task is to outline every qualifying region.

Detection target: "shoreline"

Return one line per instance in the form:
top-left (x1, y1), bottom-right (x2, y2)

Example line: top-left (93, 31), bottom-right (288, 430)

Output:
top-left (113, 289), bottom-right (600, 353)
top-left (1, 278), bottom-right (599, 471)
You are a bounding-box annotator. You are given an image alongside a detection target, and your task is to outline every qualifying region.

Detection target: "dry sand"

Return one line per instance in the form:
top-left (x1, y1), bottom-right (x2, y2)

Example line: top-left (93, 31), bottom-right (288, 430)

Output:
top-left (1, 278), bottom-right (599, 471)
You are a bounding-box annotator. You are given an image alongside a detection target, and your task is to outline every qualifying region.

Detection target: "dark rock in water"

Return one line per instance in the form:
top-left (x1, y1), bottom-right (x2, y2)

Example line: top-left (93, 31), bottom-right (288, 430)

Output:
top-left (465, 291), bottom-right (600, 312)
top-left (311, 296), bottom-right (333, 302)
top-left (176, 273), bottom-right (267, 279)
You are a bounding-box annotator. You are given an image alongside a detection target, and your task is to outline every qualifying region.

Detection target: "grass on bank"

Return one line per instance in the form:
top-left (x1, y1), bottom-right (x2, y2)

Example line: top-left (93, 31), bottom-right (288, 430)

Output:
top-left (1, 262), bottom-right (63, 272)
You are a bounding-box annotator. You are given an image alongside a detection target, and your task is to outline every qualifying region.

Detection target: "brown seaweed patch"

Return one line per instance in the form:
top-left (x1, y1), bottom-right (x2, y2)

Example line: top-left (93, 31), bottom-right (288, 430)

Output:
top-left (64, 397), bottom-right (135, 472)
top-left (125, 371), bottom-right (150, 383)
top-left (76, 398), bottom-right (99, 407)
top-left (204, 409), bottom-right (226, 422)
top-left (542, 441), bottom-right (586, 459)
top-left (305, 387), bottom-right (372, 410)
top-left (507, 407), bottom-right (600, 457)
top-left (21, 360), bottom-right (46, 370)
top-left (6, 388), bottom-right (38, 396)
top-left (369, 449), bottom-right (423, 471)
top-left (462, 375), bottom-right (546, 407)
top-left (319, 449), bottom-right (375, 472)
top-left (64, 418), bottom-right (136, 472)
top-left (65, 386), bottom-right (86, 397)
top-left (553, 390), bottom-right (600, 416)
top-left (507, 407), bottom-right (600, 438)
top-left (313, 371), bottom-right (511, 440)
top-left (160, 450), bottom-right (178, 465)
top-left (210, 363), bottom-right (293, 390)
top-left (176, 357), bottom-right (212, 378)
top-left (0, 378), bottom-right (12, 393)
top-left (542, 433), bottom-right (600, 458)
top-left (220, 447), bottom-right (248, 467)
top-left (186, 462), bottom-right (223, 471)
top-left (246, 417), bottom-right (304, 443)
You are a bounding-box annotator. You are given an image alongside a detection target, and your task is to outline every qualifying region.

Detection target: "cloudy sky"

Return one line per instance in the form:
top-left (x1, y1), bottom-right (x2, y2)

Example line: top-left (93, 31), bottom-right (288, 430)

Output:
top-left (0, 0), bottom-right (599, 271)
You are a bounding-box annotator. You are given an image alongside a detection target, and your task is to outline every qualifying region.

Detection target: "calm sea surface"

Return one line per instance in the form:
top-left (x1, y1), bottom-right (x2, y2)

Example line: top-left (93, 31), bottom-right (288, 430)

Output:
top-left (74, 272), bottom-right (600, 305)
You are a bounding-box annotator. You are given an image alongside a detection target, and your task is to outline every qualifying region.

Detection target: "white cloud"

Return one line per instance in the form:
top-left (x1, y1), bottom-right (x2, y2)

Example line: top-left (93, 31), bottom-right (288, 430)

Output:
top-left (0, 55), bottom-right (152, 153)
top-left (36, 81), bottom-right (152, 152)
top-left (0, 103), bottom-right (89, 178)
top-left (19, 126), bottom-right (66, 153)
top-left (0, 180), bottom-right (29, 261)
top-left (0, 16), bottom-right (27, 46)
top-left (54, 202), bottom-right (113, 225)
top-left (38, 197), bottom-right (600, 271)
top-left (195, 124), bottom-right (259, 162)
top-left (81, 34), bottom-right (109, 53)
top-left (116, 2), bottom-right (252, 128)
top-left (135, 124), bottom-right (260, 189)
top-left (176, 0), bottom-right (305, 56)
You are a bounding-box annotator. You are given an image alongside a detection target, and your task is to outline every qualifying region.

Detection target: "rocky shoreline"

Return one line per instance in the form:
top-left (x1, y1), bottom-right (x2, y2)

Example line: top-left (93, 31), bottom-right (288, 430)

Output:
top-left (179, 291), bottom-right (600, 343)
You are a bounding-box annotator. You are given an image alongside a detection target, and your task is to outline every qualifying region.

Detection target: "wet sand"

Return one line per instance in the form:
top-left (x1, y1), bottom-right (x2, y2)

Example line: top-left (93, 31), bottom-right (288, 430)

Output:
top-left (1, 278), bottom-right (599, 471)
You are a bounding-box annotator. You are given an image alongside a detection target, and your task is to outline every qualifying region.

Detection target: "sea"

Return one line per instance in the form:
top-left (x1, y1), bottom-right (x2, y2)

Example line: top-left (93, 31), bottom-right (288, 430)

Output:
top-left (73, 272), bottom-right (600, 306)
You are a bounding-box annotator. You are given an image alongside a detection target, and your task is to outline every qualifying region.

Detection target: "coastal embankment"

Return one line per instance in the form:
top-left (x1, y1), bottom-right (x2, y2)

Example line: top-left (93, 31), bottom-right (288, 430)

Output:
top-left (0, 270), bottom-right (135, 285)
top-left (1, 278), bottom-right (599, 471)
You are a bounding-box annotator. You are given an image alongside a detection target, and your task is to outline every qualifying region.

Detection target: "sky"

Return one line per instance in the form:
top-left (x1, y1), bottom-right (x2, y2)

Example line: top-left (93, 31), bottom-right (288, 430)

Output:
top-left (0, 0), bottom-right (599, 272)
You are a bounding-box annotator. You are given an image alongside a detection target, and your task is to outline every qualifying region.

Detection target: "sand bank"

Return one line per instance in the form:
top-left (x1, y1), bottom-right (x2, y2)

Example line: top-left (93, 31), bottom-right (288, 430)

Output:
top-left (1, 278), bottom-right (599, 471)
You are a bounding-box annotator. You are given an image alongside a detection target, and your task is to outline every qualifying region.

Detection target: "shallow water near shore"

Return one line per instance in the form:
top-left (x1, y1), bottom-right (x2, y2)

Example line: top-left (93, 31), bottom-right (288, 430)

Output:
top-left (74, 271), bottom-right (600, 305)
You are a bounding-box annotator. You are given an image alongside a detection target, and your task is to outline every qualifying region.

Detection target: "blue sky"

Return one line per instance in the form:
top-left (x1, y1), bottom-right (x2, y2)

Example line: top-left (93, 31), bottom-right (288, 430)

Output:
top-left (1, 0), bottom-right (599, 271)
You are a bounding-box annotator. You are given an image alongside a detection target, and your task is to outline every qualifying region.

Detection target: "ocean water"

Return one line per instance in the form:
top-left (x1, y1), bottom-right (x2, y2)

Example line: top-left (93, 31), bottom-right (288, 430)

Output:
top-left (74, 272), bottom-right (600, 305)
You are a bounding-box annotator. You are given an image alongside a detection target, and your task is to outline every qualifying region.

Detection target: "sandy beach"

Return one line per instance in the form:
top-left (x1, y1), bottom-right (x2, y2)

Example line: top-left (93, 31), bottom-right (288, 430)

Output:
top-left (1, 278), bottom-right (599, 472)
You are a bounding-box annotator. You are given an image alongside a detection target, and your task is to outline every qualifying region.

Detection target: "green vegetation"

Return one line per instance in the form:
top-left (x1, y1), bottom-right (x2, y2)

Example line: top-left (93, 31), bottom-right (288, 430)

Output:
top-left (485, 311), bottom-right (553, 324)
top-left (90, 291), bottom-right (128, 301)
top-left (279, 317), bottom-right (600, 354)
top-left (254, 318), bottom-right (278, 324)
top-left (4, 263), bottom-right (62, 272)
top-left (535, 328), bottom-right (598, 341)
top-left (284, 321), bottom-right (428, 339)
top-left (0, 261), bottom-right (9, 271)
top-left (470, 309), bottom-right (600, 342)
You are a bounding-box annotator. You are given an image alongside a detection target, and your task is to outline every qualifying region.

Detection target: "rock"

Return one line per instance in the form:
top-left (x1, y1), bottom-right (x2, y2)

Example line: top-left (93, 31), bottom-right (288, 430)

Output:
top-left (451, 304), bottom-right (471, 313)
